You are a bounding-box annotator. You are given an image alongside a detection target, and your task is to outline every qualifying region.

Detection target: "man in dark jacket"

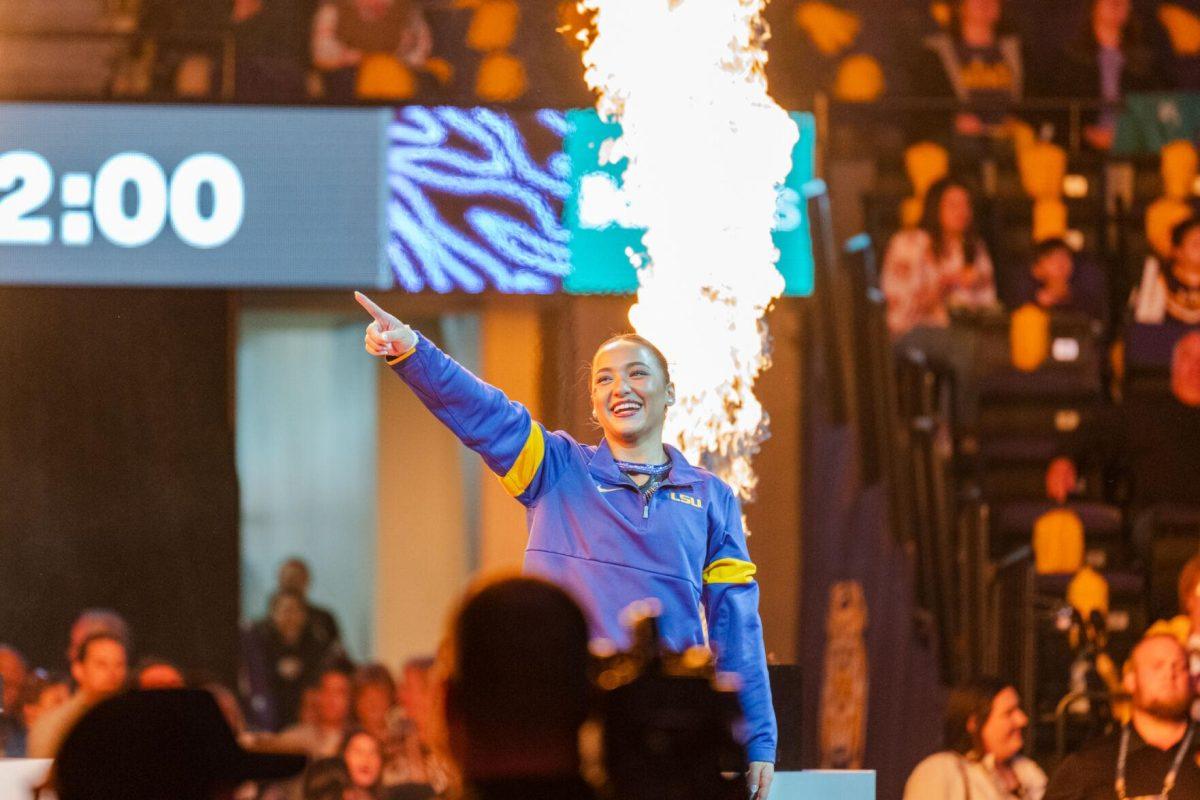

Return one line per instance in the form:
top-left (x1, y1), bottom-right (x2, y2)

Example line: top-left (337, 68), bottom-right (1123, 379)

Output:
top-left (240, 589), bottom-right (339, 731)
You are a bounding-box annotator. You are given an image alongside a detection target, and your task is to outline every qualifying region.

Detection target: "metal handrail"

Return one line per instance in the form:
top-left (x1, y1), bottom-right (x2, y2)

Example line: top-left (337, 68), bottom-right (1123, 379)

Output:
top-left (1054, 689), bottom-right (1126, 761)
top-left (817, 91), bottom-right (1168, 162)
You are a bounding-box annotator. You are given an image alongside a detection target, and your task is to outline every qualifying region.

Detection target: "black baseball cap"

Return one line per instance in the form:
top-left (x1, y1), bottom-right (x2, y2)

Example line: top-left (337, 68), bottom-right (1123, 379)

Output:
top-left (55, 689), bottom-right (307, 800)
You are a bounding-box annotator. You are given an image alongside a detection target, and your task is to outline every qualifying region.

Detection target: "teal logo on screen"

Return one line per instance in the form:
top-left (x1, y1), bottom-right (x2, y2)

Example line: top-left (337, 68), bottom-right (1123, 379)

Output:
top-left (562, 109), bottom-right (816, 297)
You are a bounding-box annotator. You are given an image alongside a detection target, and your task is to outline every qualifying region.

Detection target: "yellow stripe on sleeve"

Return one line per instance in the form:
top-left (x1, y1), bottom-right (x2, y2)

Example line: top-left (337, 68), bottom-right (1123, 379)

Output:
top-left (386, 344), bottom-right (418, 365)
top-left (702, 557), bottom-right (757, 585)
top-left (499, 421), bottom-right (545, 497)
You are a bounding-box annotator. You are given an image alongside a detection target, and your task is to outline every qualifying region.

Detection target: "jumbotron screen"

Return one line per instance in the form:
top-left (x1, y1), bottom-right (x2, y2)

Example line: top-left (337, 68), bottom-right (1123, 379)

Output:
top-left (0, 103), bottom-right (814, 295)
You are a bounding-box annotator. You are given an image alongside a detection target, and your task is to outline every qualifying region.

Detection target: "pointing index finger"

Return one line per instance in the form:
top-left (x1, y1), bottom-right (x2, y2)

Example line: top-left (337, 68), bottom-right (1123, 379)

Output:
top-left (354, 291), bottom-right (391, 328)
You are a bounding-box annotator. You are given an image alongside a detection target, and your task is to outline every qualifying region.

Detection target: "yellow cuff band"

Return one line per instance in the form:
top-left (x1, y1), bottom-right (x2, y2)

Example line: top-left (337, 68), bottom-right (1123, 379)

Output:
top-left (386, 343), bottom-right (418, 365)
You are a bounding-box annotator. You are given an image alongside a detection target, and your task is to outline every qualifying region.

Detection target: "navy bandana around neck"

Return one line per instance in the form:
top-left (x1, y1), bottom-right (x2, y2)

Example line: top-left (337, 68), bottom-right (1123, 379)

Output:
top-left (614, 459), bottom-right (672, 479)
top-left (614, 458), bottom-right (672, 499)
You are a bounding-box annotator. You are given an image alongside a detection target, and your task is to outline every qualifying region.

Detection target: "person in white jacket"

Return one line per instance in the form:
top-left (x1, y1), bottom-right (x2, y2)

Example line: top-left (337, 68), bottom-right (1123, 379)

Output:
top-left (1133, 216), bottom-right (1200, 326)
top-left (904, 678), bottom-right (1046, 800)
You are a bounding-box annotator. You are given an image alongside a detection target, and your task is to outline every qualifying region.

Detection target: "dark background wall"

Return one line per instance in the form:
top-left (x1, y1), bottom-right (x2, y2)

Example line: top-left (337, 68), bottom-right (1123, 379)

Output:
top-left (0, 288), bottom-right (240, 682)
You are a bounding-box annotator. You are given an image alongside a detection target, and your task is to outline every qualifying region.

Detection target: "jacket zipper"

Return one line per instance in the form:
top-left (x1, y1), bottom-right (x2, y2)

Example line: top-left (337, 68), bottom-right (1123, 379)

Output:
top-left (639, 481), bottom-right (695, 519)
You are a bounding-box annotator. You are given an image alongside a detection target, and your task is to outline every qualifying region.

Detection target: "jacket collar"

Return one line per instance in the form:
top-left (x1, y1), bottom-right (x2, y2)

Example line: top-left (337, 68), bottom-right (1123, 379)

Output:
top-left (588, 439), bottom-right (703, 488)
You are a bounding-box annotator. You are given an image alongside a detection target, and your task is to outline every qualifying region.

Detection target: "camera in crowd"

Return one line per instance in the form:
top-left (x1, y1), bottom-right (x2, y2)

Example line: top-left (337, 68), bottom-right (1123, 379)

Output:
top-left (588, 602), bottom-right (749, 800)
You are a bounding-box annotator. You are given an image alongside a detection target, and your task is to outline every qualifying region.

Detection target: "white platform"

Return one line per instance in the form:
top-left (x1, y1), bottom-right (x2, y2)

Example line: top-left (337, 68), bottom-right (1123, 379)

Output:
top-left (773, 770), bottom-right (875, 799)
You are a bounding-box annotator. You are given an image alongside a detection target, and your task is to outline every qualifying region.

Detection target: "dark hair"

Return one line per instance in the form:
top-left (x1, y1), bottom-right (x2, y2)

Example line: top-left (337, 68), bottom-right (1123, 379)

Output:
top-left (593, 334), bottom-right (672, 385)
top-left (944, 676), bottom-right (1013, 755)
top-left (339, 726), bottom-right (384, 789)
top-left (1033, 237), bottom-right (1072, 261)
top-left (447, 576), bottom-right (591, 746)
top-left (75, 631), bottom-right (126, 665)
top-left (1171, 215), bottom-right (1200, 249)
top-left (919, 177), bottom-right (980, 264)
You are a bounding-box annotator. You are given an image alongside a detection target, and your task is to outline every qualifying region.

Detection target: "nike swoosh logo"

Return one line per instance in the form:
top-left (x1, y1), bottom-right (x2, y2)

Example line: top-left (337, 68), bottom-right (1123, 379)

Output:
top-left (596, 485), bottom-right (623, 493)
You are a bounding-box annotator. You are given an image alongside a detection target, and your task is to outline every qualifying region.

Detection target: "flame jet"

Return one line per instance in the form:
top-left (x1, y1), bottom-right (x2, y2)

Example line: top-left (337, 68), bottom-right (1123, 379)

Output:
top-left (578, 0), bottom-right (799, 505)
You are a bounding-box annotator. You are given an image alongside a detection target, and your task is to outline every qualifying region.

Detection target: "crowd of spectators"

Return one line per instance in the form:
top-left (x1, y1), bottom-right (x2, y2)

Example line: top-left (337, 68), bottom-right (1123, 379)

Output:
top-left (110, 0), bottom-right (1200, 112)
top-left (10, 561), bottom-right (1199, 800)
top-left (127, 0), bottom-right (540, 104)
top-left (0, 558), bottom-right (451, 800)
top-left (901, 554), bottom-right (1200, 800)
top-left (0, 571), bottom-right (745, 800)
top-left (876, 159), bottom-right (1200, 797)
top-left (111, 0), bottom-right (1200, 113)
top-left (897, 0), bottom-right (1173, 151)
top-left (867, 8), bottom-right (1200, 796)
top-left (792, 0), bottom-right (1200, 152)
top-left (880, 173), bottom-right (1200, 502)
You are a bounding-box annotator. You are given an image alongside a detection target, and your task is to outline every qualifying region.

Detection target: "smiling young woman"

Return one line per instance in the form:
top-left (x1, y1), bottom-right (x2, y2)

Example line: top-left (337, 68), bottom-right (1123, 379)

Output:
top-left (355, 293), bottom-right (777, 798)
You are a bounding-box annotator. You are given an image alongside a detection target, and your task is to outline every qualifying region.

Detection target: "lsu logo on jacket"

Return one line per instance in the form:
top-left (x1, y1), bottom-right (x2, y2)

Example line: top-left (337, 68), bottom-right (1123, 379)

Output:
top-left (668, 491), bottom-right (703, 510)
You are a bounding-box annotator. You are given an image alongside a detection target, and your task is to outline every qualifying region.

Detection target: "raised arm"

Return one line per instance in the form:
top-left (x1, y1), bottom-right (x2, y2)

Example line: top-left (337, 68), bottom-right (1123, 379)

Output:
top-left (356, 292), bottom-right (559, 504)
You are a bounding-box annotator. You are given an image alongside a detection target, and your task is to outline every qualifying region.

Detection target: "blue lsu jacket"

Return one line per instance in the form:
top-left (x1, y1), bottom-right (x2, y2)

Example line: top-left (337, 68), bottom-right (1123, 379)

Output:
top-left (389, 332), bottom-right (777, 763)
